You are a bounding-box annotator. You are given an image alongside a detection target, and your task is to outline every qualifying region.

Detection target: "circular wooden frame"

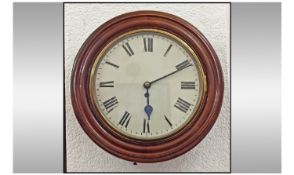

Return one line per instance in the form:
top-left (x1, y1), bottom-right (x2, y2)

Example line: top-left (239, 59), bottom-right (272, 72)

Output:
top-left (71, 10), bottom-right (224, 163)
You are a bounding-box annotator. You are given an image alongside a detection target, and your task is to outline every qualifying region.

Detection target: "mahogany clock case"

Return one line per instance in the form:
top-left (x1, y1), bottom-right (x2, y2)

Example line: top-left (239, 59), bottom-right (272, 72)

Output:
top-left (71, 10), bottom-right (223, 163)
top-left (65, 3), bottom-right (230, 172)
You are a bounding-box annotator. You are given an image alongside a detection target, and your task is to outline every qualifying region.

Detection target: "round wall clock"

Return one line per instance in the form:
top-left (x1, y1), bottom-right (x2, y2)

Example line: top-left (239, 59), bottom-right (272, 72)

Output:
top-left (71, 11), bottom-right (224, 163)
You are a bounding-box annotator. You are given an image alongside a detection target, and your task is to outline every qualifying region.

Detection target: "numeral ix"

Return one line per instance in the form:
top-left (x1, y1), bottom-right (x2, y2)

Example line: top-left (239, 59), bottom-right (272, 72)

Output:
top-left (99, 81), bottom-right (114, 87)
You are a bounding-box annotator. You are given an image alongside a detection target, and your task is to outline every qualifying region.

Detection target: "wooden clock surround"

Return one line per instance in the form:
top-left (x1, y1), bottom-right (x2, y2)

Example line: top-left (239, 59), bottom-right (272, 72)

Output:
top-left (71, 11), bottom-right (224, 163)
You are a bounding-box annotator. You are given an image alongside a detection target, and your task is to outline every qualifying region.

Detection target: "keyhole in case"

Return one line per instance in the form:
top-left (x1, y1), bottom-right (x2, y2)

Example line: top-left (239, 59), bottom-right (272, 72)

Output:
top-left (133, 162), bottom-right (137, 165)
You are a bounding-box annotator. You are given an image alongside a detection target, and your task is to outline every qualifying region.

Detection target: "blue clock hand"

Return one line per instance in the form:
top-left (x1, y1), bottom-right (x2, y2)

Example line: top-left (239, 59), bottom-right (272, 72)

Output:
top-left (142, 63), bottom-right (191, 120)
top-left (143, 82), bottom-right (153, 120)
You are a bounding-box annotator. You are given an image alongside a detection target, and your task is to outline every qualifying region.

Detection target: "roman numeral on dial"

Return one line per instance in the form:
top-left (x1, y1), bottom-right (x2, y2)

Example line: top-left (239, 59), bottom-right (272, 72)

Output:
top-left (119, 111), bottom-right (131, 128)
top-left (181, 81), bottom-right (195, 89)
top-left (143, 37), bottom-right (153, 52)
top-left (143, 118), bottom-right (150, 133)
top-left (174, 98), bottom-right (192, 113)
top-left (164, 44), bottom-right (172, 57)
top-left (122, 42), bottom-right (134, 56)
top-left (105, 61), bottom-right (119, 68)
top-left (176, 60), bottom-right (192, 70)
top-left (103, 96), bottom-right (118, 113)
top-left (164, 115), bottom-right (173, 127)
top-left (99, 81), bottom-right (114, 87)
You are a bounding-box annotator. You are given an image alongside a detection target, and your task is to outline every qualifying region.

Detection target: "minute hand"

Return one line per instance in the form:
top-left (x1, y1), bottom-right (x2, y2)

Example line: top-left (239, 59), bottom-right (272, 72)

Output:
top-left (150, 64), bottom-right (192, 85)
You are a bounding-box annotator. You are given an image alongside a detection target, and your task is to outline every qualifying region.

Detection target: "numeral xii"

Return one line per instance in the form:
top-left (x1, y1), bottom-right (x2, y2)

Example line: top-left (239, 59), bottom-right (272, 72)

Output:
top-left (143, 37), bottom-right (153, 52)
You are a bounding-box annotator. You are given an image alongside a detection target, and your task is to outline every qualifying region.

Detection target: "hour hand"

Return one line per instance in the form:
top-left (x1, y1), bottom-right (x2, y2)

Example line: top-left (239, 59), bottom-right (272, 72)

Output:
top-left (144, 105), bottom-right (153, 120)
top-left (143, 89), bottom-right (153, 120)
top-left (143, 83), bottom-right (153, 120)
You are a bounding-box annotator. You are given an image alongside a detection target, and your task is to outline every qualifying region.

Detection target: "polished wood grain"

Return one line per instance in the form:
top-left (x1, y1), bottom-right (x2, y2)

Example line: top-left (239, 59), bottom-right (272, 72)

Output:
top-left (71, 10), bottom-right (224, 163)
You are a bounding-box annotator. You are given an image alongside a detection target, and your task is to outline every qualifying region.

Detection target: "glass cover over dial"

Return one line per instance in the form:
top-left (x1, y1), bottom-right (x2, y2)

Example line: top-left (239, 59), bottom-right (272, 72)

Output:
top-left (91, 29), bottom-right (205, 140)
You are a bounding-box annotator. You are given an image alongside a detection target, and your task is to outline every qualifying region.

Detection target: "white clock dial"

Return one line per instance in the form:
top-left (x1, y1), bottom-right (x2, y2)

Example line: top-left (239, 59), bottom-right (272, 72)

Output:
top-left (92, 29), bottom-right (204, 140)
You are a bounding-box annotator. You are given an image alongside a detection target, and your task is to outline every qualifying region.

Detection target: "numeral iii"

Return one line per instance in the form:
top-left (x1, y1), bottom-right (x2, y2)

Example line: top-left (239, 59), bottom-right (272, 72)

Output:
top-left (181, 81), bottom-right (195, 89)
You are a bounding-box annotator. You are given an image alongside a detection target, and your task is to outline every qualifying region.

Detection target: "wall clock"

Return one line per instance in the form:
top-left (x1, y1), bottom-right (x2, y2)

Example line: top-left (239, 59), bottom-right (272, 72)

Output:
top-left (71, 11), bottom-right (224, 163)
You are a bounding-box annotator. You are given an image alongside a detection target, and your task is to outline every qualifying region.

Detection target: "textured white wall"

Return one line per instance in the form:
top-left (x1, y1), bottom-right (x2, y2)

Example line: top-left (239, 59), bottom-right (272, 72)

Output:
top-left (65, 3), bottom-right (230, 172)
